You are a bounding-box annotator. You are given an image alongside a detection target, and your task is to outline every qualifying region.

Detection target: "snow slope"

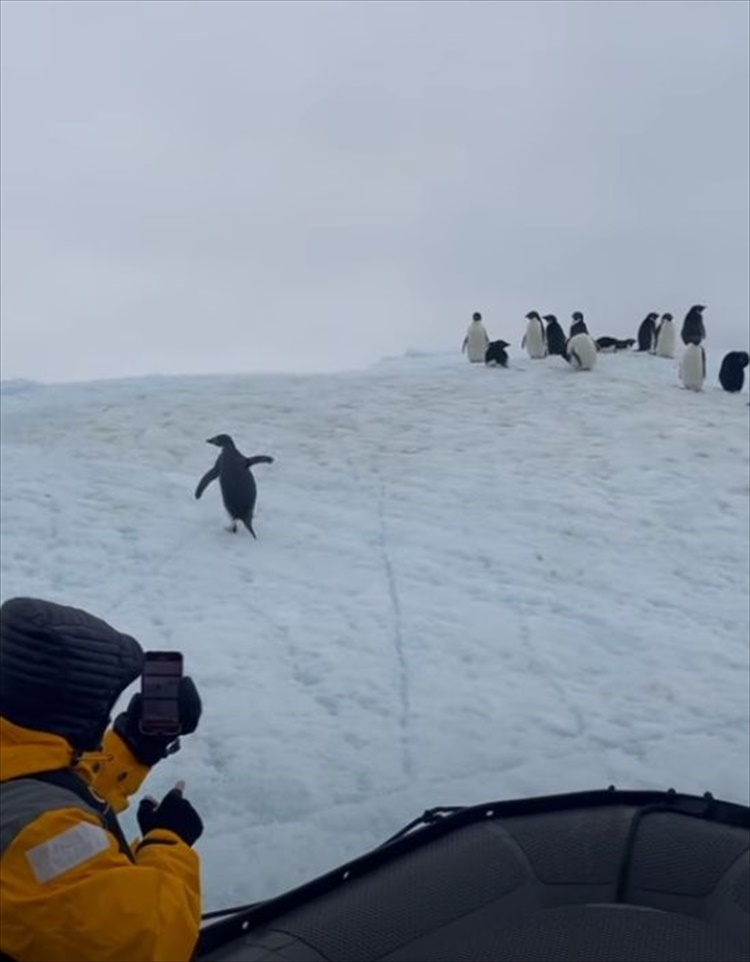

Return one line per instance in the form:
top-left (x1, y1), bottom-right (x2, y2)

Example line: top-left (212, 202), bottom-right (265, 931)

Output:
top-left (1, 348), bottom-right (748, 911)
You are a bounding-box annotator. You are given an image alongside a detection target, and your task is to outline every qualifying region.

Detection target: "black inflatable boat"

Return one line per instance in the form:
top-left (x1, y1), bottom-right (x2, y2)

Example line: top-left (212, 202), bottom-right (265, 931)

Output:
top-left (197, 787), bottom-right (750, 962)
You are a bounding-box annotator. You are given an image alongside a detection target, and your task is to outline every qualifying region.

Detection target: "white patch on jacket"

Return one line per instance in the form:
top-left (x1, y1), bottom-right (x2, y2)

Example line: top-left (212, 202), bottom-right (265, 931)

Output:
top-left (26, 822), bottom-right (110, 883)
top-left (680, 344), bottom-right (706, 391)
top-left (655, 320), bottom-right (676, 358)
top-left (566, 333), bottom-right (597, 371)
top-left (464, 321), bottom-right (490, 362)
top-left (523, 318), bottom-right (547, 359)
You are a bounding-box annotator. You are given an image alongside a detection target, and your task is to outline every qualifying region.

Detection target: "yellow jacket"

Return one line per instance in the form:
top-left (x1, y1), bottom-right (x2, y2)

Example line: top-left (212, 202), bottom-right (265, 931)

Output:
top-left (0, 716), bottom-right (201, 962)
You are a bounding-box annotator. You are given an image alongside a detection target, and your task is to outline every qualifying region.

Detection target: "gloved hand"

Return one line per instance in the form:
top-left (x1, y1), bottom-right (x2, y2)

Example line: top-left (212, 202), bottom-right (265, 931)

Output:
top-left (114, 676), bottom-right (202, 766)
top-left (137, 784), bottom-right (203, 847)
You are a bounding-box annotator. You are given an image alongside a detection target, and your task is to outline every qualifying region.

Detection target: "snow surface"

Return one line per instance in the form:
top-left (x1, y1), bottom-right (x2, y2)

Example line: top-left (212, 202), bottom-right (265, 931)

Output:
top-left (1, 347), bottom-right (749, 912)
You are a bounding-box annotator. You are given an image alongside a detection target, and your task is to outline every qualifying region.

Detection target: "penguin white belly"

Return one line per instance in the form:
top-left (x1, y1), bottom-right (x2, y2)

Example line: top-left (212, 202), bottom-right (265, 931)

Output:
top-left (567, 333), bottom-right (597, 371)
top-left (524, 320), bottom-right (547, 359)
top-left (656, 322), bottom-right (676, 358)
top-left (466, 324), bottom-right (489, 362)
top-left (680, 345), bottom-right (705, 391)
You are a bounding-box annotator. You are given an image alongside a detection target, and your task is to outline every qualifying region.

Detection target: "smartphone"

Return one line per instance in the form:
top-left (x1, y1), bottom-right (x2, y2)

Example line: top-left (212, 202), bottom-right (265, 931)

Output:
top-left (139, 651), bottom-right (184, 736)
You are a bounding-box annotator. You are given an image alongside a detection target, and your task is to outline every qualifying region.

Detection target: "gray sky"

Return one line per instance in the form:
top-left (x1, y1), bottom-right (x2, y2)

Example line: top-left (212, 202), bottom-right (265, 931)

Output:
top-left (1, 0), bottom-right (748, 383)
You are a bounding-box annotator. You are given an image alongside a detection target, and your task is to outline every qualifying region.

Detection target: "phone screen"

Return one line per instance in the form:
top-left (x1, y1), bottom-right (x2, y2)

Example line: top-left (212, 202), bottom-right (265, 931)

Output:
top-left (140, 651), bottom-right (183, 735)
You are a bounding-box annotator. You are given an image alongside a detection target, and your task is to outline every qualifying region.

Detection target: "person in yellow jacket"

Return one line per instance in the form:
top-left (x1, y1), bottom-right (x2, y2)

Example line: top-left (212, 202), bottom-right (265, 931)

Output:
top-left (0, 597), bottom-right (204, 962)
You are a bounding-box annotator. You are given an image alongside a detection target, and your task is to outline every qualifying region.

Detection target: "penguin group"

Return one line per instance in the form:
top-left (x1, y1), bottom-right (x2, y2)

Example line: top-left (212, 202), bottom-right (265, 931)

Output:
top-left (196, 305), bottom-right (745, 539)
top-left (463, 304), bottom-right (748, 396)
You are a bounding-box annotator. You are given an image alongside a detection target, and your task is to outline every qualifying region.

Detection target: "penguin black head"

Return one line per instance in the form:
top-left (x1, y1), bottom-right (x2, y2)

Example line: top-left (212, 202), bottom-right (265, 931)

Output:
top-left (572, 312), bottom-right (583, 321)
top-left (689, 305), bottom-right (706, 314)
top-left (737, 352), bottom-right (750, 367)
top-left (207, 434), bottom-right (236, 449)
top-left (472, 312), bottom-right (482, 321)
top-left (542, 314), bottom-right (557, 323)
top-left (525, 311), bottom-right (541, 321)
top-left (646, 312), bottom-right (659, 322)
top-left (661, 313), bottom-right (673, 321)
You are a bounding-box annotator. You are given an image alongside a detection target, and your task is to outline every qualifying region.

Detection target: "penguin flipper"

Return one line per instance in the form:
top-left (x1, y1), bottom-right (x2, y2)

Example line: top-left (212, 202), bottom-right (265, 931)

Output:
top-left (241, 516), bottom-right (257, 539)
top-left (195, 465), bottom-right (219, 499)
top-left (245, 455), bottom-right (274, 468)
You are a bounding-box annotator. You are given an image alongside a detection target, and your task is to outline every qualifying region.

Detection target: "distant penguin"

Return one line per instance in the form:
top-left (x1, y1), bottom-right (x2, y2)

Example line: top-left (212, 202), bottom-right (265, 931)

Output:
top-left (569, 312), bottom-right (588, 337)
top-left (462, 312), bottom-right (490, 362)
top-left (681, 305), bottom-right (706, 346)
top-left (636, 313), bottom-right (659, 352)
top-left (521, 311), bottom-right (547, 359)
top-left (718, 351), bottom-right (749, 393)
top-left (485, 340), bottom-right (510, 367)
top-left (679, 344), bottom-right (706, 391)
top-left (195, 434), bottom-right (274, 536)
top-left (654, 313), bottom-right (676, 358)
top-left (543, 315), bottom-right (567, 356)
top-left (565, 333), bottom-right (598, 371)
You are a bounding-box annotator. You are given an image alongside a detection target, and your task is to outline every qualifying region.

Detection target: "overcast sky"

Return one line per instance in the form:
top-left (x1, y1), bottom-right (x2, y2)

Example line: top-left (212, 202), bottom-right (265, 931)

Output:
top-left (1, 0), bottom-right (748, 383)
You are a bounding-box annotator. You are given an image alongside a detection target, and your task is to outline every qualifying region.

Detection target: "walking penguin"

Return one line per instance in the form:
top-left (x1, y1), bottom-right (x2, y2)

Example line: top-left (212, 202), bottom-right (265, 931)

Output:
top-left (195, 434), bottom-right (274, 537)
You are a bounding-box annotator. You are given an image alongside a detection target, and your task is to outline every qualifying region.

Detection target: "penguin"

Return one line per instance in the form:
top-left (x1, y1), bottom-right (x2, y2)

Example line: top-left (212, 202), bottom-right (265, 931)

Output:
top-left (595, 336), bottom-right (634, 352)
top-left (718, 351), bottom-right (749, 393)
top-left (681, 305), bottom-right (706, 346)
top-left (564, 333), bottom-right (598, 371)
top-left (195, 434), bottom-right (274, 536)
top-left (521, 311), bottom-right (547, 359)
top-left (569, 312), bottom-right (588, 337)
top-left (679, 343), bottom-right (706, 391)
top-left (654, 313), bottom-right (676, 358)
top-left (543, 315), bottom-right (568, 356)
top-left (636, 313), bottom-right (660, 352)
top-left (485, 340), bottom-right (510, 367)
top-left (462, 312), bottom-right (490, 363)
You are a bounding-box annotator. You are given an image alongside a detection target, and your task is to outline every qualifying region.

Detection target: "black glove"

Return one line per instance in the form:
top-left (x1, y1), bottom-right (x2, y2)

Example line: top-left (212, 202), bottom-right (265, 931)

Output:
top-left (114, 676), bottom-right (202, 766)
top-left (137, 786), bottom-right (203, 847)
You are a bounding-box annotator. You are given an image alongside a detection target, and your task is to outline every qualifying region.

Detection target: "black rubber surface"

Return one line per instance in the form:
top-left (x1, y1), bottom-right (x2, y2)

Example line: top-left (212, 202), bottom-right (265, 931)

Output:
top-left (198, 790), bottom-right (750, 962)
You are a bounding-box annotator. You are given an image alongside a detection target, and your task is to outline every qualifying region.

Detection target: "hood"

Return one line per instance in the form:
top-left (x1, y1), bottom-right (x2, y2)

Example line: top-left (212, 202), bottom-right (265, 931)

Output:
top-left (0, 597), bottom-right (144, 752)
